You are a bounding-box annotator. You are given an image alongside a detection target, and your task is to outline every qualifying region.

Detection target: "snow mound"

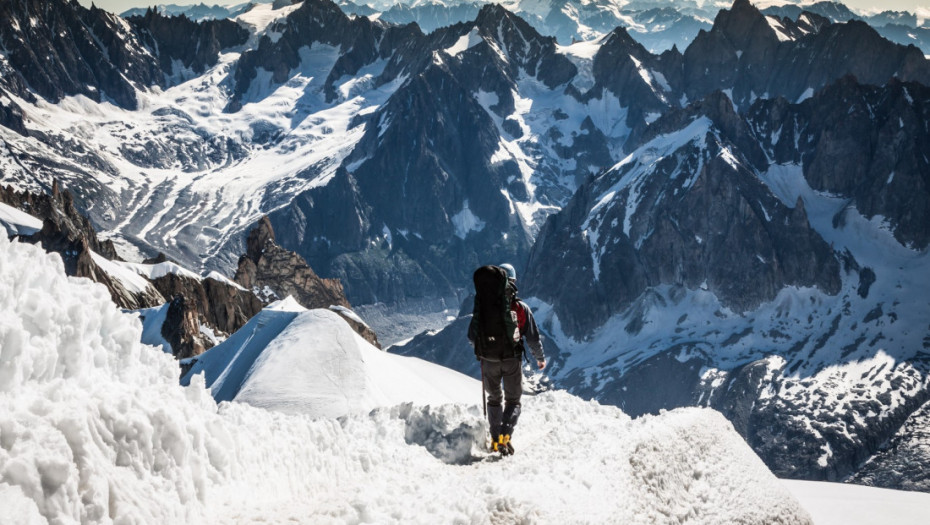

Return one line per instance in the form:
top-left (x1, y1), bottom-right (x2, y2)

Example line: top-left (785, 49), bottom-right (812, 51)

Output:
top-left (184, 298), bottom-right (478, 417)
top-left (0, 235), bottom-right (220, 523)
top-left (398, 403), bottom-right (486, 465)
top-left (0, 235), bottom-right (811, 524)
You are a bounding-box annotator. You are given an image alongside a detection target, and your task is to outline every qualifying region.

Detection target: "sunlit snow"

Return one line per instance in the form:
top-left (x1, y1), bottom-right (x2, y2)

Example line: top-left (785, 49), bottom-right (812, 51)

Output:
top-left (0, 232), bottom-right (816, 525)
top-left (0, 202), bottom-right (42, 236)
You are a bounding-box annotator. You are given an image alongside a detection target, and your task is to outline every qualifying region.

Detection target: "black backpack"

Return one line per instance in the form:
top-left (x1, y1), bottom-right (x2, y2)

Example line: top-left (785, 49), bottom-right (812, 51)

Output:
top-left (472, 265), bottom-right (521, 360)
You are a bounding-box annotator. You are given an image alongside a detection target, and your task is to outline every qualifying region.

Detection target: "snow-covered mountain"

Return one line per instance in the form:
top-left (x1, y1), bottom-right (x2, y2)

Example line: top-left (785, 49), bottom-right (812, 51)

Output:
top-left (761, 2), bottom-right (930, 54)
top-left (0, 233), bottom-right (819, 524)
top-left (401, 71), bottom-right (930, 487)
top-left (121, 2), bottom-right (257, 21)
top-left (3, 0), bottom-right (930, 494)
top-left (6, 0), bottom-right (925, 312)
top-left (336, 0), bottom-right (713, 52)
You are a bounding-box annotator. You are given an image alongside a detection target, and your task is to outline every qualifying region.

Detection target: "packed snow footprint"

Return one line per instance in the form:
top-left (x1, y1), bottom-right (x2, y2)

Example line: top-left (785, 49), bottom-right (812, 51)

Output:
top-left (0, 236), bottom-right (811, 524)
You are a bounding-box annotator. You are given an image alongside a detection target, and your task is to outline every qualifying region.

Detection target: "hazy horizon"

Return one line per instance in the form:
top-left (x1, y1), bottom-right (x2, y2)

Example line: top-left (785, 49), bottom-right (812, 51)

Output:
top-left (77, 0), bottom-right (930, 17)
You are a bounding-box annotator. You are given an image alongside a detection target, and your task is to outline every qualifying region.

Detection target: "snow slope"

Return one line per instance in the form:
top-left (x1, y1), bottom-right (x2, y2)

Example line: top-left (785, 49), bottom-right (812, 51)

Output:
top-left (783, 480), bottom-right (930, 525)
top-left (181, 296), bottom-right (477, 417)
top-left (520, 154), bottom-right (930, 479)
top-left (0, 202), bottom-right (42, 237)
top-left (0, 234), bottom-right (813, 524)
top-left (0, 3), bottom-right (404, 273)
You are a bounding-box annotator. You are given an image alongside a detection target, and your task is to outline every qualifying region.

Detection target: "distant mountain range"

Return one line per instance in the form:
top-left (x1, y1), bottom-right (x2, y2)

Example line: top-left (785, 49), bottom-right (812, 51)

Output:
top-left (1, 0), bottom-right (928, 492)
top-left (121, 1), bottom-right (256, 21)
top-left (121, 1), bottom-right (930, 55)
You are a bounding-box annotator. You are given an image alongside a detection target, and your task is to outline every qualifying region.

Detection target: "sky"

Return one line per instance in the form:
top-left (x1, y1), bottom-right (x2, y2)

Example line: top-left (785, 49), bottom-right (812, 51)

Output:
top-left (76, 0), bottom-right (930, 17)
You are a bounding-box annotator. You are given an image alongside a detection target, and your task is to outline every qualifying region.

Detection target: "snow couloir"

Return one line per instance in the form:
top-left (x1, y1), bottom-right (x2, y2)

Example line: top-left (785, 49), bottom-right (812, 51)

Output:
top-left (0, 234), bottom-right (810, 524)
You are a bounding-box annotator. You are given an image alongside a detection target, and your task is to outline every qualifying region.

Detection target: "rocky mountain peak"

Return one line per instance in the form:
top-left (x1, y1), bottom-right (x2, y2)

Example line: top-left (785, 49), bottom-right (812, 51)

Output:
top-left (0, 0), bottom-right (163, 109)
top-left (235, 217), bottom-right (380, 347)
top-left (245, 215), bottom-right (277, 264)
top-left (467, 2), bottom-right (571, 88)
top-left (126, 7), bottom-right (248, 76)
top-left (712, 0), bottom-right (775, 49)
top-left (600, 26), bottom-right (648, 55)
top-left (474, 3), bottom-right (514, 30)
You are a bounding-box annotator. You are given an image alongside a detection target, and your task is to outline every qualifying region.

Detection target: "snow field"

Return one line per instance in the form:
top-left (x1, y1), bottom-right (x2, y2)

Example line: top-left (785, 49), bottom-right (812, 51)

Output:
top-left (783, 479), bottom-right (930, 525)
top-left (0, 235), bottom-right (811, 524)
top-left (213, 395), bottom-right (812, 525)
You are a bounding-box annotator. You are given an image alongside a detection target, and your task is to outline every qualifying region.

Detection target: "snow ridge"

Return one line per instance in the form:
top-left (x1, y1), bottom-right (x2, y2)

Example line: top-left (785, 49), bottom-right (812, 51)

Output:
top-left (0, 234), bottom-right (812, 524)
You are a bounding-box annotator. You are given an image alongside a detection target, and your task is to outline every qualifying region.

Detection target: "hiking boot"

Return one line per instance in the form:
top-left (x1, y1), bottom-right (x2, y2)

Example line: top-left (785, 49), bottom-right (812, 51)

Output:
top-left (490, 433), bottom-right (502, 453)
top-left (499, 434), bottom-right (514, 456)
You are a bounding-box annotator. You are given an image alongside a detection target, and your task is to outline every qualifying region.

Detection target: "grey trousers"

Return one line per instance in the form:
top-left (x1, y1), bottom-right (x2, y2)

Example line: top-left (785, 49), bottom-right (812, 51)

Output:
top-left (482, 358), bottom-right (522, 438)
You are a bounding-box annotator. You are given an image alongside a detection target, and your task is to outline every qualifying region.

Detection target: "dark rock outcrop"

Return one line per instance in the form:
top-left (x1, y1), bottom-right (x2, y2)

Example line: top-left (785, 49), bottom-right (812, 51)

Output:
top-left (235, 217), bottom-right (381, 347)
top-left (0, 87), bottom-right (28, 136)
top-left (0, 182), bottom-right (163, 309)
top-left (127, 9), bottom-right (249, 76)
top-left (0, 0), bottom-right (164, 110)
top-left (525, 92), bottom-right (841, 338)
top-left (748, 77), bottom-right (930, 249)
top-left (146, 269), bottom-right (263, 359)
top-left (0, 184), bottom-right (265, 359)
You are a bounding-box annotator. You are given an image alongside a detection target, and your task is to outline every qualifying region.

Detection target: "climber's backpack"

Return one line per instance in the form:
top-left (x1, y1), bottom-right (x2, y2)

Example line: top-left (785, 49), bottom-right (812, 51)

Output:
top-left (472, 265), bottom-right (521, 360)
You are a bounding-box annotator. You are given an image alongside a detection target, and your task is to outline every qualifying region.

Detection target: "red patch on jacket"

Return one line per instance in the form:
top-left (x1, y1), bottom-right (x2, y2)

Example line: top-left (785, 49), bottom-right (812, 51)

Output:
top-left (512, 300), bottom-right (527, 333)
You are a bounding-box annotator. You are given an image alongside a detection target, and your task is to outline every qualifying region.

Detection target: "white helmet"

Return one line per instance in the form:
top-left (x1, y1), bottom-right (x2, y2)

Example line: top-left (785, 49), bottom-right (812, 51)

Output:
top-left (499, 263), bottom-right (516, 281)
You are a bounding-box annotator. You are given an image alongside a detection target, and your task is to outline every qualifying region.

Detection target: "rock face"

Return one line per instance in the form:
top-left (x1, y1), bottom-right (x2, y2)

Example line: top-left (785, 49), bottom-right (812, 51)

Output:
top-left (526, 91), bottom-right (841, 338)
top-left (749, 77), bottom-right (930, 250)
top-left (147, 268), bottom-right (263, 359)
top-left (0, 0), bottom-right (248, 110)
top-left (127, 9), bottom-right (249, 76)
top-left (682, 0), bottom-right (930, 110)
top-left (235, 216), bottom-right (381, 348)
top-left (0, 184), bottom-right (264, 359)
top-left (0, 182), bottom-right (163, 309)
top-left (851, 396), bottom-right (930, 491)
top-left (0, 0), bottom-right (161, 109)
